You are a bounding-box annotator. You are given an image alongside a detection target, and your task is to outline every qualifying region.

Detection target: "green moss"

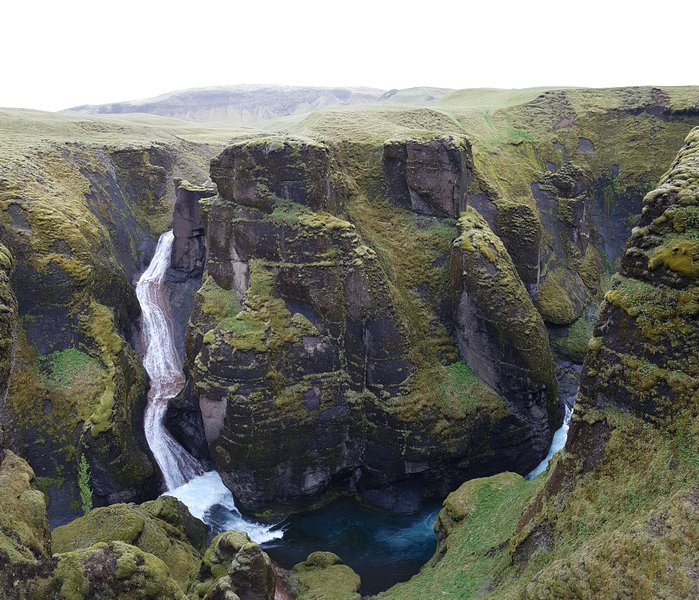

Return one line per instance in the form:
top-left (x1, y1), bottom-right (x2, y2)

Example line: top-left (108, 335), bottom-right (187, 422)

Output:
top-left (198, 275), bottom-right (242, 320)
top-left (0, 450), bottom-right (50, 565)
top-left (648, 237), bottom-right (699, 278)
top-left (550, 308), bottom-right (596, 362)
top-left (52, 501), bottom-right (202, 588)
top-left (437, 361), bottom-right (506, 419)
top-left (378, 473), bottom-right (543, 600)
top-left (80, 301), bottom-right (123, 437)
top-left (536, 266), bottom-right (584, 325)
top-left (291, 552), bottom-right (361, 600)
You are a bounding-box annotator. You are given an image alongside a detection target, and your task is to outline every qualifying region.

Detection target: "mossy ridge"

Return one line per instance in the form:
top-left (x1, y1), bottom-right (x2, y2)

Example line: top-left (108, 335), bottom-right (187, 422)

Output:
top-left (291, 551), bottom-right (361, 600)
top-left (455, 208), bottom-right (556, 394)
top-left (52, 498), bottom-right (205, 589)
top-left (377, 472), bottom-right (544, 600)
top-left (342, 165), bottom-right (494, 425)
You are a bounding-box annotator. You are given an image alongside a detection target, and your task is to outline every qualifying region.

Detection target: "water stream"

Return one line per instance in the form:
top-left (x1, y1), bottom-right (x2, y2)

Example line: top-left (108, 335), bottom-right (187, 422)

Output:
top-left (525, 403), bottom-right (574, 480)
top-left (137, 231), bottom-right (280, 543)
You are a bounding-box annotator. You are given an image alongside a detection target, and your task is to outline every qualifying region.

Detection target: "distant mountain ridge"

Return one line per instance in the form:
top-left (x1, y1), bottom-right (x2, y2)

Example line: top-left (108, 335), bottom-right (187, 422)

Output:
top-left (63, 84), bottom-right (389, 124)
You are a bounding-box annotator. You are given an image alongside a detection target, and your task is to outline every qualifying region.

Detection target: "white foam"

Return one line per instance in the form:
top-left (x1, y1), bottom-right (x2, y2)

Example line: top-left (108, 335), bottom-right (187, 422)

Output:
top-left (165, 471), bottom-right (283, 544)
top-left (137, 231), bottom-right (202, 490)
top-left (137, 232), bottom-right (282, 544)
top-left (525, 404), bottom-right (573, 480)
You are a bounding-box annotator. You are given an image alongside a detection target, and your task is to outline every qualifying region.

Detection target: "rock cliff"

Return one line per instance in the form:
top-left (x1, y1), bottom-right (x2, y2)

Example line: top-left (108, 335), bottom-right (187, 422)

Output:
top-left (0, 110), bottom-right (220, 523)
top-left (378, 125), bottom-right (699, 600)
top-left (187, 135), bottom-right (560, 514)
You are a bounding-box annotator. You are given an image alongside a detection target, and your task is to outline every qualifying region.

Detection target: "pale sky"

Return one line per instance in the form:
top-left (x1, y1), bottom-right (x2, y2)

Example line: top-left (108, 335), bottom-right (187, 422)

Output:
top-left (2, 0), bottom-right (697, 112)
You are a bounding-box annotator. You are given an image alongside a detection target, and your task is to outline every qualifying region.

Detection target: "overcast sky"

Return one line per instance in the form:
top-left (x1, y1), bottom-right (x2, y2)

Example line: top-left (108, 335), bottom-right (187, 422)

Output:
top-left (2, 0), bottom-right (697, 111)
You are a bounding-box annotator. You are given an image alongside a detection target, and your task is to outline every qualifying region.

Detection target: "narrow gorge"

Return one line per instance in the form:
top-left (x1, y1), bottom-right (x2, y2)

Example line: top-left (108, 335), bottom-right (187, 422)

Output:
top-left (0, 85), bottom-right (697, 599)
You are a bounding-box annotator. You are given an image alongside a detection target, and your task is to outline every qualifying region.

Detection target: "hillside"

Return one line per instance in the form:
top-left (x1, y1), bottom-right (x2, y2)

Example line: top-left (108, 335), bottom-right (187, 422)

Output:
top-left (63, 84), bottom-right (386, 124)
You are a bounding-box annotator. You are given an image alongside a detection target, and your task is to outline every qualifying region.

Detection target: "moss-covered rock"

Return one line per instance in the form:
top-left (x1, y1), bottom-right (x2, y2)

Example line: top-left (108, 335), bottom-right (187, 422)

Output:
top-left (0, 450), bottom-right (51, 567)
top-left (51, 497), bottom-right (205, 587)
top-left (52, 541), bottom-right (187, 600)
top-left (290, 551), bottom-right (361, 600)
top-left (0, 243), bottom-right (18, 445)
top-left (451, 208), bottom-right (560, 466)
top-left (0, 110), bottom-right (219, 521)
top-left (190, 138), bottom-right (565, 515)
top-left (210, 137), bottom-right (345, 213)
top-left (377, 124), bottom-right (699, 600)
top-left (189, 531), bottom-right (275, 600)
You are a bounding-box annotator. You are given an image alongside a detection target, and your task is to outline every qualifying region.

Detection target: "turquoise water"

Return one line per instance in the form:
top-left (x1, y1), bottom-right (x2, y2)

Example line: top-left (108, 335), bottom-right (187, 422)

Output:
top-left (168, 472), bottom-right (439, 593)
top-left (261, 497), bottom-right (440, 595)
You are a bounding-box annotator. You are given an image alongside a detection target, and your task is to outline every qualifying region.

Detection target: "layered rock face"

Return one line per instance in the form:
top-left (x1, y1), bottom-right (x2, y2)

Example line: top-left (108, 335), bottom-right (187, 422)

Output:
top-left (185, 137), bottom-right (560, 514)
top-left (383, 137), bottom-right (471, 217)
top-left (505, 126), bottom-right (699, 600)
top-left (578, 130), bottom-right (699, 420)
top-left (451, 209), bottom-right (560, 461)
top-left (376, 128), bottom-right (699, 600)
top-left (0, 123), bottom-right (215, 521)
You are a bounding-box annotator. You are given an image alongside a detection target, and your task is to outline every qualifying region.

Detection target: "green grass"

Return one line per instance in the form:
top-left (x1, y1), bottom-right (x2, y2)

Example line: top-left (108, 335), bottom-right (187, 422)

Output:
top-left (377, 472), bottom-right (544, 600)
top-left (438, 361), bottom-right (504, 416)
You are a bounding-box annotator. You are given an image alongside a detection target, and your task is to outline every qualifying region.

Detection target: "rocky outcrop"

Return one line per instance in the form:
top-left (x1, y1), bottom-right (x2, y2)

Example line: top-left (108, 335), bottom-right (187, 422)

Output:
top-left (0, 120), bottom-right (215, 523)
top-left (530, 164), bottom-right (600, 325)
top-left (0, 450), bottom-right (51, 584)
top-left (210, 139), bottom-right (344, 213)
top-left (170, 179), bottom-right (215, 280)
top-left (0, 456), bottom-right (278, 600)
top-left (5, 540), bottom-right (188, 600)
top-left (189, 531), bottom-right (276, 600)
top-left (185, 137), bottom-right (563, 515)
top-left (383, 136), bottom-right (471, 217)
top-left (451, 208), bottom-right (560, 462)
top-left (290, 552), bottom-right (361, 600)
top-left (506, 127), bottom-right (699, 597)
top-left (0, 244), bottom-right (17, 445)
top-left (52, 496), bottom-right (207, 588)
top-left (165, 180), bottom-right (217, 458)
top-left (579, 128), bottom-right (699, 419)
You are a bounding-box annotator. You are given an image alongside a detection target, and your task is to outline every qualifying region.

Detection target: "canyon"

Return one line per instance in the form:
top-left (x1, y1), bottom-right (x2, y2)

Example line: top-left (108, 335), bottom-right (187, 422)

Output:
top-left (0, 85), bottom-right (697, 598)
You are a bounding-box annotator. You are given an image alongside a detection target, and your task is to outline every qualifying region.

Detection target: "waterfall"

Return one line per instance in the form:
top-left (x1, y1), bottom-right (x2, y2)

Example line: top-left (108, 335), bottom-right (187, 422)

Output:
top-left (137, 230), bottom-right (281, 543)
top-left (137, 230), bottom-right (203, 490)
top-left (525, 404), bottom-right (574, 480)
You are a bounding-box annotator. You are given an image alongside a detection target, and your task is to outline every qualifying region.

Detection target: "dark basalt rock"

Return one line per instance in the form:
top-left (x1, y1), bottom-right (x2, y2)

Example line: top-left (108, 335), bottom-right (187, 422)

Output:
top-left (505, 128), bottom-right (699, 594)
top-left (530, 164), bottom-right (598, 325)
top-left (187, 138), bottom-right (563, 514)
top-left (451, 208), bottom-right (561, 462)
top-left (210, 138), bottom-right (344, 212)
top-left (0, 244), bottom-right (17, 424)
top-left (383, 136), bottom-right (472, 218)
top-left (170, 178), bottom-right (216, 280)
top-left (580, 127), bottom-right (699, 421)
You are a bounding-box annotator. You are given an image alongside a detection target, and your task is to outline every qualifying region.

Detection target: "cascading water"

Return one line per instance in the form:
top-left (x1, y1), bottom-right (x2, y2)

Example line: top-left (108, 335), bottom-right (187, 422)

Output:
top-left (525, 403), bottom-right (574, 480)
top-left (137, 230), bottom-right (281, 543)
top-left (137, 231), bottom-right (203, 490)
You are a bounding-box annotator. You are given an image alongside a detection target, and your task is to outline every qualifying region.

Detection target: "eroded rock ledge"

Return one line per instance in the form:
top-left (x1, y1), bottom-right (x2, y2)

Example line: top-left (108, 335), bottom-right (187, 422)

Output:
top-left (185, 136), bottom-right (560, 514)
